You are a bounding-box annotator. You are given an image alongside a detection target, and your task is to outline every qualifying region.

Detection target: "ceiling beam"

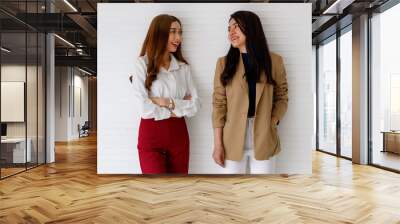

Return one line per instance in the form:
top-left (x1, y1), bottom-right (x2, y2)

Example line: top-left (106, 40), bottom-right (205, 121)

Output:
top-left (55, 55), bottom-right (96, 69)
top-left (67, 13), bottom-right (97, 46)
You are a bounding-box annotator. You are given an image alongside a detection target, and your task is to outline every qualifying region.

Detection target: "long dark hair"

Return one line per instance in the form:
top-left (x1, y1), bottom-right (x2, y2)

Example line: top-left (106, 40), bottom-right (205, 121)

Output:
top-left (221, 11), bottom-right (274, 86)
top-left (140, 14), bottom-right (188, 91)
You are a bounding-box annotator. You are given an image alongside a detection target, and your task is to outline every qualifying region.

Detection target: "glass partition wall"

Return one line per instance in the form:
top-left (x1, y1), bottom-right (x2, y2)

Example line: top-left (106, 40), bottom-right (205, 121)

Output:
top-left (316, 0), bottom-right (400, 172)
top-left (316, 26), bottom-right (352, 159)
top-left (370, 3), bottom-right (400, 172)
top-left (0, 1), bottom-right (46, 179)
top-left (317, 35), bottom-right (337, 155)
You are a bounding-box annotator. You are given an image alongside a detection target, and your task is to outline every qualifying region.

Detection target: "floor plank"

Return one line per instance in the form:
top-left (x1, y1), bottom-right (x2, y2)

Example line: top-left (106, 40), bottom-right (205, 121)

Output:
top-left (1, 134), bottom-right (400, 223)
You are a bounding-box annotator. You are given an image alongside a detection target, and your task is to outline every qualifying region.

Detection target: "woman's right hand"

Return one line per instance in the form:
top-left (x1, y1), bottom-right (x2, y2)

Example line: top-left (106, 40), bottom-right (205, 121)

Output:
top-left (213, 128), bottom-right (225, 167)
top-left (213, 143), bottom-right (225, 167)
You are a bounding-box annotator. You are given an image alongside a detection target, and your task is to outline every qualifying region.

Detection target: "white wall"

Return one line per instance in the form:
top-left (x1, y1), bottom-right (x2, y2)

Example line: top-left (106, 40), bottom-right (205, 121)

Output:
top-left (55, 67), bottom-right (89, 141)
top-left (1, 65), bottom-right (39, 138)
top-left (55, 67), bottom-right (69, 141)
top-left (72, 72), bottom-right (89, 138)
top-left (98, 3), bottom-right (313, 174)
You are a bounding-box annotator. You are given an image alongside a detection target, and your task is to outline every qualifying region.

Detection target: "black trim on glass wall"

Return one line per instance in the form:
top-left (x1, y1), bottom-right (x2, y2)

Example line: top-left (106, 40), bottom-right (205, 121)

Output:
top-left (37, 28), bottom-right (39, 168)
top-left (336, 28), bottom-right (341, 158)
top-left (370, 164), bottom-right (400, 174)
top-left (316, 44), bottom-right (319, 151)
top-left (316, 149), bottom-right (342, 158)
top-left (44, 33), bottom-right (47, 164)
top-left (25, 2), bottom-right (28, 171)
top-left (36, 0), bottom-right (39, 169)
top-left (367, 10), bottom-right (373, 166)
top-left (44, 0), bottom-right (48, 164)
top-left (73, 68), bottom-right (75, 118)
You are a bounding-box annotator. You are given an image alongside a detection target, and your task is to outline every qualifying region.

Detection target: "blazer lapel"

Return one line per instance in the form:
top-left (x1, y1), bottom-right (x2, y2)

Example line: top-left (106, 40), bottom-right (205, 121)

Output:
top-left (237, 55), bottom-right (247, 91)
top-left (237, 54), bottom-right (266, 111)
top-left (255, 73), bottom-right (266, 111)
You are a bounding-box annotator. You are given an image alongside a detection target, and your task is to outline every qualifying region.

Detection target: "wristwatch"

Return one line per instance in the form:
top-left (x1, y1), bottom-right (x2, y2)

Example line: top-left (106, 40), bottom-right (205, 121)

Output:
top-left (168, 98), bottom-right (174, 110)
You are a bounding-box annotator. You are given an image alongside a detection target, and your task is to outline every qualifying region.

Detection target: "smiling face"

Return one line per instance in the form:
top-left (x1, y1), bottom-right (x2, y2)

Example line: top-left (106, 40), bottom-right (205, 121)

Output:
top-left (228, 18), bottom-right (246, 50)
top-left (166, 21), bottom-right (182, 53)
top-left (141, 14), bottom-right (188, 90)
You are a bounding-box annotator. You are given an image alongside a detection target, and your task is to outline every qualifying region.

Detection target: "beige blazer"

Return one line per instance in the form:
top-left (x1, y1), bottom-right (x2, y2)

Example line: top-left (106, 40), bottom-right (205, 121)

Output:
top-left (212, 52), bottom-right (288, 161)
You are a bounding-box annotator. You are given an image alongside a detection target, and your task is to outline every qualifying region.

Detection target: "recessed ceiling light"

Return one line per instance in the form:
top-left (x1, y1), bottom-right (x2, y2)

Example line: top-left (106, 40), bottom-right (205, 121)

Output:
top-left (1, 47), bottom-right (11, 53)
top-left (63, 0), bottom-right (78, 12)
top-left (78, 67), bottom-right (93, 76)
top-left (54, 34), bottom-right (75, 48)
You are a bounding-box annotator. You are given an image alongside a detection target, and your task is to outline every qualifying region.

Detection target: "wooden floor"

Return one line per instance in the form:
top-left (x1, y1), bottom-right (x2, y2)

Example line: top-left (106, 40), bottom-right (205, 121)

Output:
top-left (1, 134), bottom-right (400, 224)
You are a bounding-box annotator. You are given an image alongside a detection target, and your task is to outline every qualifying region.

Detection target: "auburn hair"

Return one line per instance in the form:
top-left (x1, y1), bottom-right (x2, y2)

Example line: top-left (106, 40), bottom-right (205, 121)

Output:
top-left (140, 14), bottom-right (188, 90)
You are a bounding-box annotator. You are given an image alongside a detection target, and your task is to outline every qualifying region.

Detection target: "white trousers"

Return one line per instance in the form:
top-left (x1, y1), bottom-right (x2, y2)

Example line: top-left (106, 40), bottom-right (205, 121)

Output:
top-left (221, 118), bottom-right (276, 174)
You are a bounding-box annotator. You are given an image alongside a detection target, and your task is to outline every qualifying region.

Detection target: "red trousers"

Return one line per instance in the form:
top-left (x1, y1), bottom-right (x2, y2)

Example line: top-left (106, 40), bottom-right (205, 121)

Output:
top-left (137, 117), bottom-right (189, 174)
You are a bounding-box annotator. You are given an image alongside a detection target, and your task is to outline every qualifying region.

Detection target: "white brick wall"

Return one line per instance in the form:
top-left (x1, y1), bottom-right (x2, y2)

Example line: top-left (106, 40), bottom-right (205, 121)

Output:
top-left (97, 3), bottom-right (313, 174)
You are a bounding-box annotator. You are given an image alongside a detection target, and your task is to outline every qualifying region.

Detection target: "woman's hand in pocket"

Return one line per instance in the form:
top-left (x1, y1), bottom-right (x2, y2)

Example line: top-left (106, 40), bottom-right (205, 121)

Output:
top-left (271, 116), bottom-right (279, 126)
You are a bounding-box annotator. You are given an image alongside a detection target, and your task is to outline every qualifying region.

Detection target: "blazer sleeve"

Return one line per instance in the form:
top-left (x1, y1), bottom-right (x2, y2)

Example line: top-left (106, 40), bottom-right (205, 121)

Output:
top-left (212, 58), bottom-right (227, 128)
top-left (271, 55), bottom-right (289, 122)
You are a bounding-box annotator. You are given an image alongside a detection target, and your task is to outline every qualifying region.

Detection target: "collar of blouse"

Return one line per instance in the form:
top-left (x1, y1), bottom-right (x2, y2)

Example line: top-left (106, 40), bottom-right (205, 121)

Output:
top-left (143, 53), bottom-right (185, 73)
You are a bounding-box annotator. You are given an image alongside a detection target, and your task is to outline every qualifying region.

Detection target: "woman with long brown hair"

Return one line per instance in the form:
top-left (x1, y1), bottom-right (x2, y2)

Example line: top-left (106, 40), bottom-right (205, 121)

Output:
top-left (130, 14), bottom-right (200, 174)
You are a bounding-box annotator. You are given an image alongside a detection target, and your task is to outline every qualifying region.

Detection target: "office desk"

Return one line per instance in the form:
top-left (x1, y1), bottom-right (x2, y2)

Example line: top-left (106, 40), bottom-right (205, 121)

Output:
top-left (381, 131), bottom-right (400, 154)
top-left (1, 138), bottom-right (32, 163)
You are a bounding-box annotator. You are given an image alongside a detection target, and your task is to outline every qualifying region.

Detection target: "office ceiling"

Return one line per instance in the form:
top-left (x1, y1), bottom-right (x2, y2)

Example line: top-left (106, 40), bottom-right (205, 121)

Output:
top-left (0, 0), bottom-right (392, 75)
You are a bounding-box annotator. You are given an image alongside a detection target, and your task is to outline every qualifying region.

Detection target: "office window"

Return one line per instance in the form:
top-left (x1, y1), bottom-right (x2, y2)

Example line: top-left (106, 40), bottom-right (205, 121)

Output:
top-left (318, 37), bottom-right (337, 154)
top-left (371, 3), bottom-right (400, 171)
top-left (340, 28), bottom-right (352, 158)
top-left (1, 31), bottom-right (28, 178)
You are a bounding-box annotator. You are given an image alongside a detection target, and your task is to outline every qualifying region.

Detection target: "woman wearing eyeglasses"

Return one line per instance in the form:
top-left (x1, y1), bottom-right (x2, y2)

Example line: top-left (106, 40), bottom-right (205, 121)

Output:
top-left (130, 14), bottom-right (200, 174)
top-left (212, 11), bottom-right (288, 174)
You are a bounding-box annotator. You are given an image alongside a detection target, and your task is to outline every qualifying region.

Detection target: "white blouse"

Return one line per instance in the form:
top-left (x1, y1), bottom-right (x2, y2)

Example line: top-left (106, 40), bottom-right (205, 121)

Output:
top-left (130, 54), bottom-right (201, 121)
